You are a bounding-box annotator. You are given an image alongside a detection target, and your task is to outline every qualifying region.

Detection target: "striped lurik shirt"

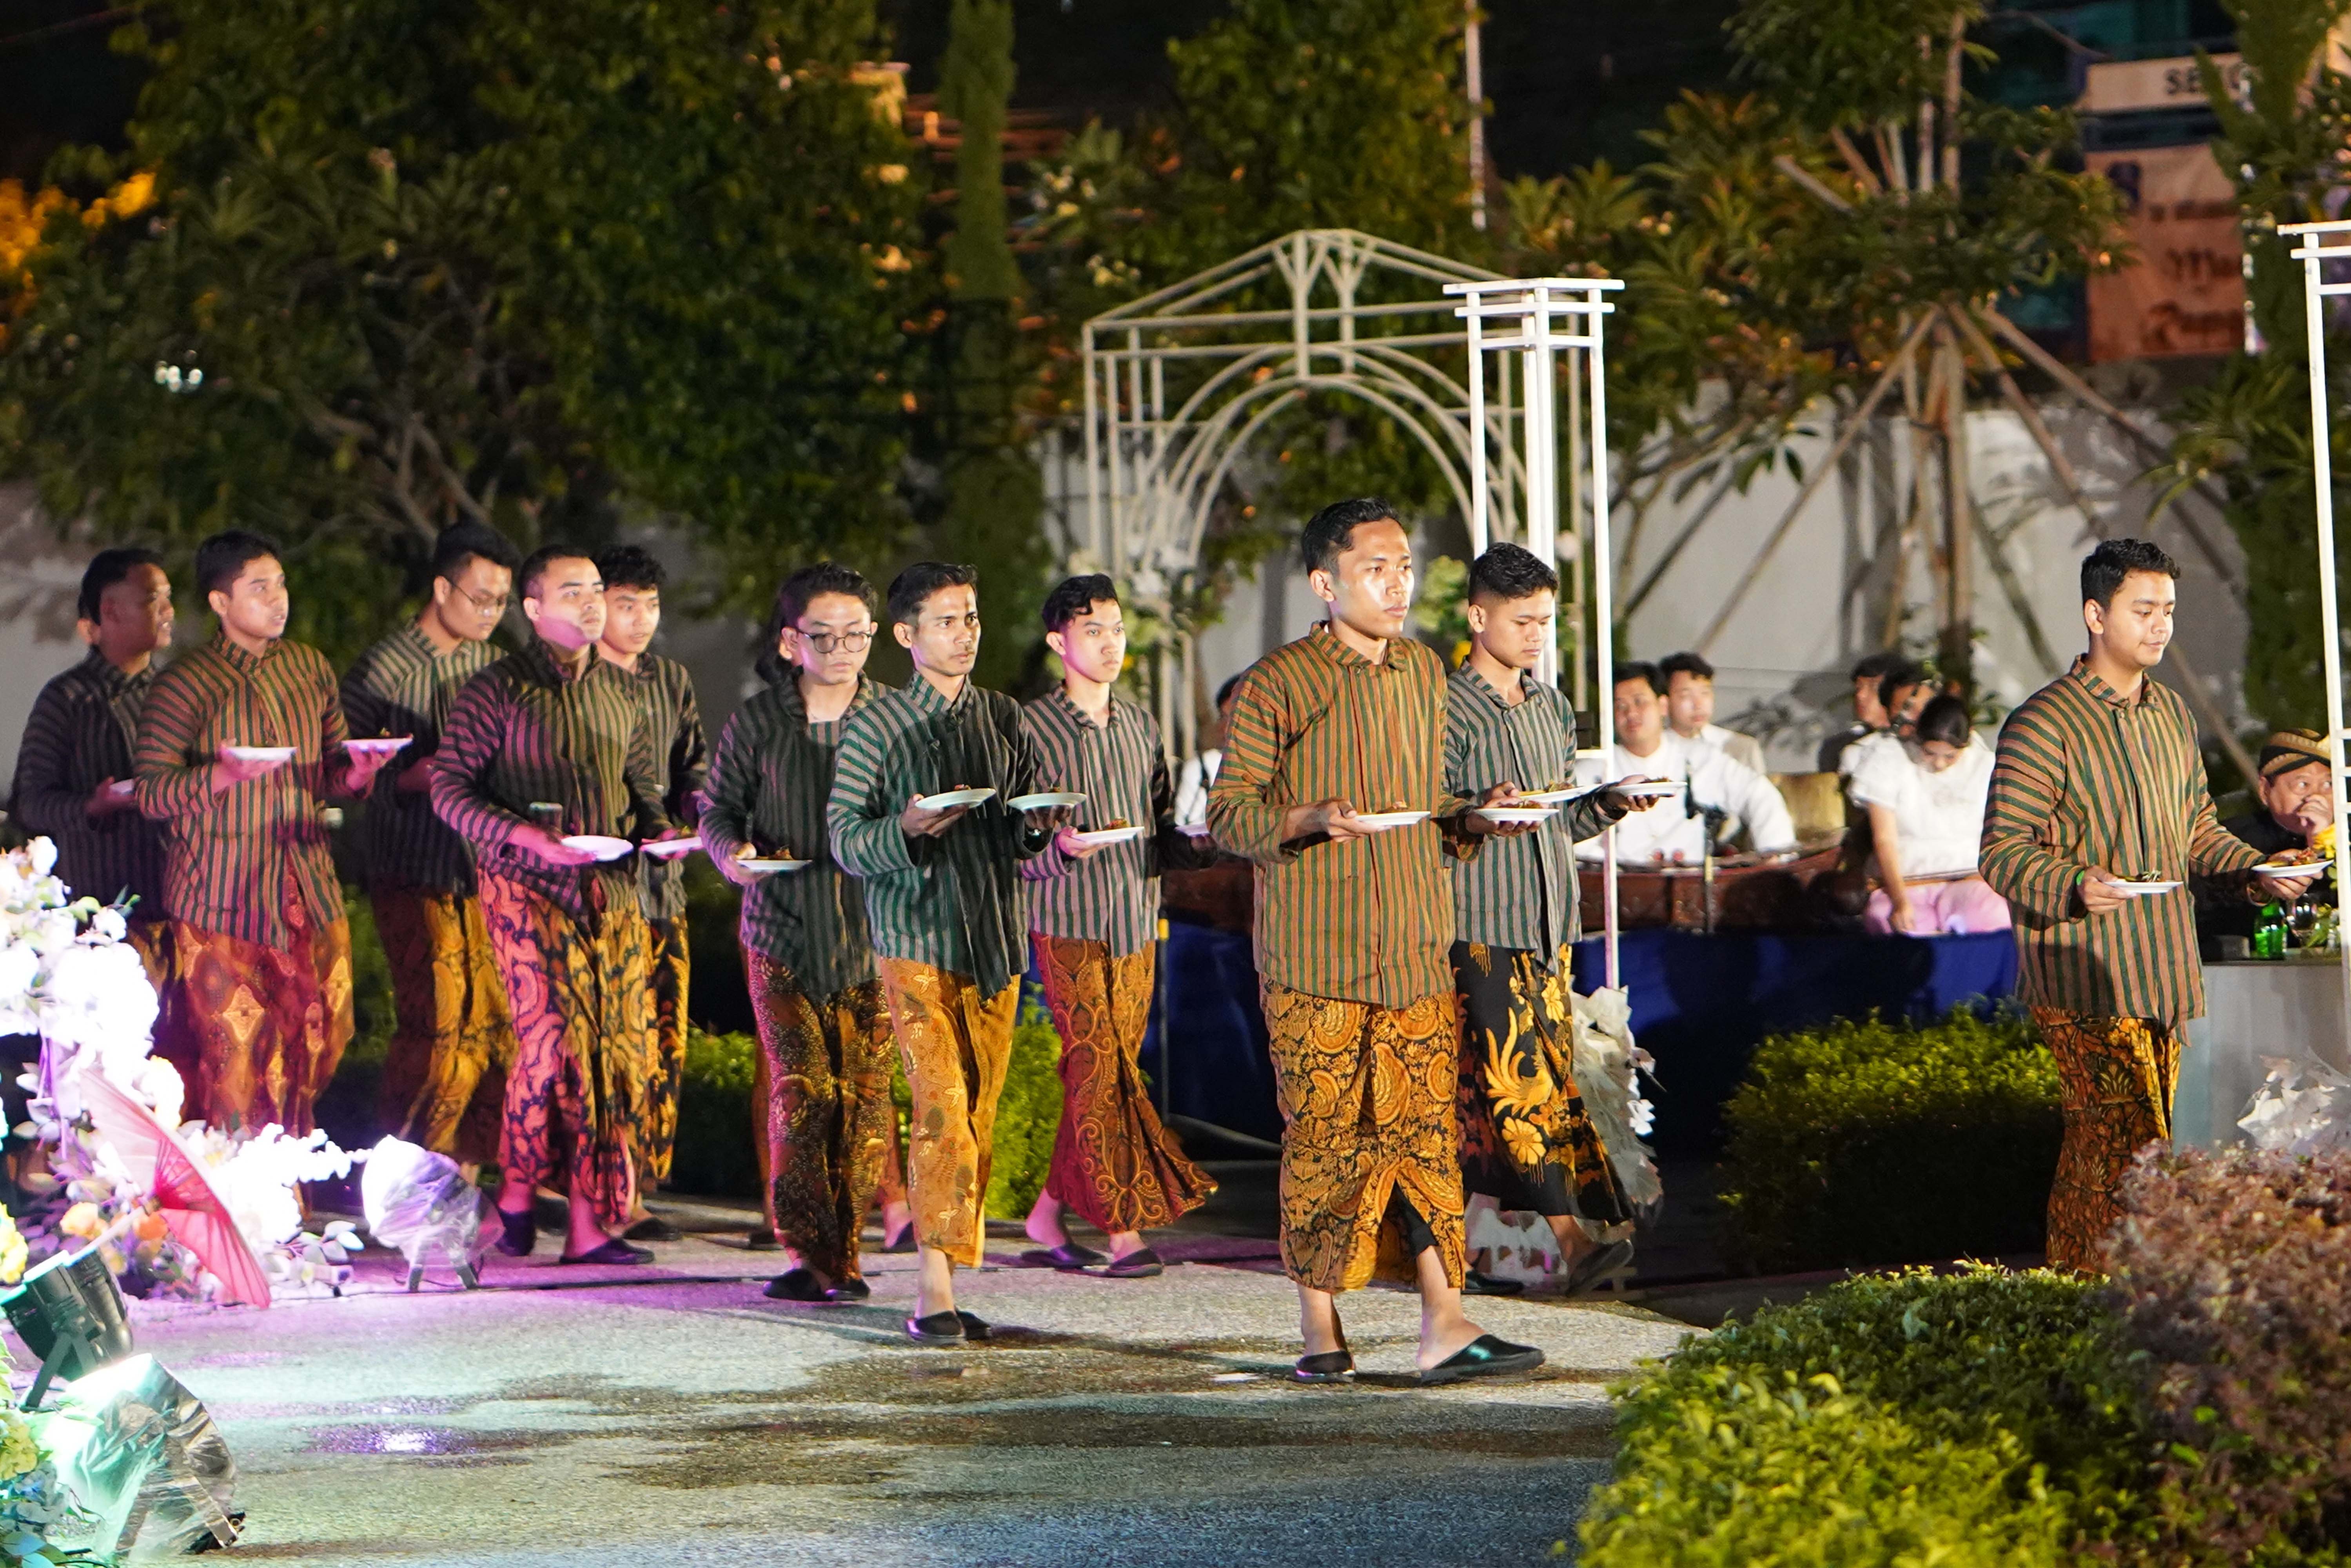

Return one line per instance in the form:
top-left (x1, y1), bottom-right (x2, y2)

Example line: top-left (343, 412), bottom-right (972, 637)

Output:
top-left (1443, 664), bottom-right (1619, 964)
top-left (624, 653), bottom-right (708, 925)
top-left (826, 673), bottom-right (1053, 999)
top-left (1207, 623), bottom-right (1478, 1007)
top-left (340, 622), bottom-right (504, 894)
top-left (1979, 656), bottom-right (2260, 1024)
top-left (701, 673), bottom-right (889, 998)
top-left (133, 632), bottom-right (352, 948)
top-left (1019, 686), bottom-right (1210, 956)
top-left (11, 649), bottom-right (168, 915)
top-left (427, 638), bottom-right (670, 922)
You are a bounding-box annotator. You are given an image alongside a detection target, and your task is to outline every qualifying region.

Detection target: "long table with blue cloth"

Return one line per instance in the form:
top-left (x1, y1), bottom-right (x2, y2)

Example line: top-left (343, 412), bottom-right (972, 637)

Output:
top-left (1142, 916), bottom-right (2018, 1155)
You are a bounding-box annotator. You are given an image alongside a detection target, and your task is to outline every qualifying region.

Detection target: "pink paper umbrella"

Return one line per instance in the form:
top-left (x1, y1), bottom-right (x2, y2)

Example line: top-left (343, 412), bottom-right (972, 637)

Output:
top-left (73, 1071), bottom-right (272, 1308)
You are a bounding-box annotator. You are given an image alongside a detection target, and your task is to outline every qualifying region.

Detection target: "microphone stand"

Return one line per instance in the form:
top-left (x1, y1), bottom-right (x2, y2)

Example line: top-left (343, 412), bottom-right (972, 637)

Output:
top-left (1687, 787), bottom-right (1730, 934)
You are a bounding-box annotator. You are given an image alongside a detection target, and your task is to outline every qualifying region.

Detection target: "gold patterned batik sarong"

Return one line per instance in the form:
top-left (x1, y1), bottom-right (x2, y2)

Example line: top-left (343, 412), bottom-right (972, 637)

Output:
top-left (1259, 983), bottom-right (1465, 1293)
top-left (1037, 935), bottom-right (1215, 1233)
top-left (636, 918), bottom-right (692, 1183)
top-left (1451, 941), bottom-right (1631, 1226)
top-left (2030, 1007), bottom-right (2179, 1275)
top-left (875, 956), bottom-right (1021, 1269)
top-left (479, 876), bottom-right (655, 1235)
top-left (747, 951), bottom-right (895, 1281)
top-left (172, 905), bottom-right (354, 1138)
top-left (373, 887), bottom-right (517, 1166)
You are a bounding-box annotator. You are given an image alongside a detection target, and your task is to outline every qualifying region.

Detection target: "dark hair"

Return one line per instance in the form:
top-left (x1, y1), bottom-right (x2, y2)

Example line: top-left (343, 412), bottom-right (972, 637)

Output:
top-left (1877, 659), bottom-right (1926, 714)
top-left (1914, 693), bottom-right (1973, 749)
top-left (1614, 661), bottom-right (1668, 697)
top-left (886, 561), bottom-right (979, 626)
top-left (1850, 650), bottom-right (1906, 683)
top-left (1467, 541), bottom-right (1558, 604)
top-left (1042, 573), bottom-right (1119, 635)
top-left (77, 547), bottom-right (164, 622)
top-left (517, 543), bottom-right (595, 603)
top-left (595, 544), bottom-right (665, 593)
top-left (2082, 537), bottom-right (2179, 610)
top-left (1214, 672), bottom-right (1244, 710)
top-left (193, 530), bottom-right (280, 598)
top-left (1300, 496), bottom-right (1401, 574)
top-left (1659, 650), bottom-right (1715, 684)
top-left (431, 522), bottom-right (520, 586)
top-left (759, 563), bottom-right (874, 685)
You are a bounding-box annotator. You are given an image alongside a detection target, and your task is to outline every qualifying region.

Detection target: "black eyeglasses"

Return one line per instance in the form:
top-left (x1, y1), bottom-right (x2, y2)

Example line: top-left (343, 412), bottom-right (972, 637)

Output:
top-left (799, 630), bottom-right (874, 652)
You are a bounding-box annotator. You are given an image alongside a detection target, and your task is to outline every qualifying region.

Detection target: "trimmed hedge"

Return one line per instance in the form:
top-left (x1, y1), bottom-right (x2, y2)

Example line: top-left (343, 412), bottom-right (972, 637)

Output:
top-left (1719, 1008), bottom-right (2061, 1273)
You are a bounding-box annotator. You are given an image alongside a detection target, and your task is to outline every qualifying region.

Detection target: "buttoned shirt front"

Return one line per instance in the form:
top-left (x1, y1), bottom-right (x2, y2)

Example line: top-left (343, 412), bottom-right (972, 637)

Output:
top-left (623, 653), bottom-right (708, 925)
top-left (12, 648), bottom-right (167, 914)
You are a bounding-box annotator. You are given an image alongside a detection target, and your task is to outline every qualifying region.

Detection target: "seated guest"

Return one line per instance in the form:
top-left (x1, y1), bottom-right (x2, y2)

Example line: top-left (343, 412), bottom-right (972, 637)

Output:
top-left (1836, 660), bottom-right (1930, 778)
top-left (2198, 729), bottom-right (2337, 945)
top-left (1850, 695), bottom-right (2009, 935)
top-left (1815, 650), bottom-right (1908, 773)
top-left (1574, 663), bottom-right (1797, 864)
top-left (1173, 673), bottom-right (1244, 829)
top-left (1659, 651), bottom-right (1768, 774)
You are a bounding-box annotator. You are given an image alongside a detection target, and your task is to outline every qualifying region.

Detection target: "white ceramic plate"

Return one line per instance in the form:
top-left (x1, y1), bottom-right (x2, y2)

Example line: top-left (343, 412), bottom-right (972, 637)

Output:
top-left (1513, 787), bottom-right (1585, 805)
top-left (221, 745), bottom-right (296, 764)
top-left (561, 835), bottom-right (635, 862)
top-left (1353, 809), bottom-right (1430, 831)
top-left (736, 858), bottom-right (811, 875)
top-left (1479, 805), bottom-right (1558, 825)
top-left (640, 836), bottom-right (704, 861)
top-left (1175, 821), bottom-right (1213, 838)
top-left (107, 780), bottom-right (136, 798)
top-left (2112, 880), bottom-right (2181, 896)
top-left (1007, 791), bottom-right (1086, 811)
top-left (916, 787), bottom-right (996, 811)
top-left (1614, 782), bottom-right (1684, 800)
top-left (2256, 858), bottom-right (2333, 878)
top-left (344, 736), bottom-right (412, 756)
top-left (1068, 824), bottom-right (1147, 848)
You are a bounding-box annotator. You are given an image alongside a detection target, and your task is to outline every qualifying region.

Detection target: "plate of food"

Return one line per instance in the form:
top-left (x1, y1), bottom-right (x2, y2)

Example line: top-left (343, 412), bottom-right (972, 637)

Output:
top-left (640, 835), bottom-right (704, 861)
top-left (560, 835), bottom-right (635, 862)
top-left (2110, 879), bottom-right (2181, 896)
top-left (344, 736), bottom-right (413, 757)
top-left (220, 744), bottom-right (297, 764)
top-left (1353, 808), bottom-right (1431, 831)
top-left (1068, 822), bottom-right (1147, 849)
top-left (1612, 781), bottom-right (1684, 800)
top-left (2255, 857), bottom-right (2333, 878)
top-left (1513, 783), bottom-right (1583, 804)
top-left (1478, 804), bottom-right (1558, 825)
top-left (107, 780), bottom-right (136, 799)
top-left (1007, 791), bottom-right (1086, 811)
top-left (916, 786), bottom-right (996, 811)
top-left (736, 856), bottom-right (811, 875)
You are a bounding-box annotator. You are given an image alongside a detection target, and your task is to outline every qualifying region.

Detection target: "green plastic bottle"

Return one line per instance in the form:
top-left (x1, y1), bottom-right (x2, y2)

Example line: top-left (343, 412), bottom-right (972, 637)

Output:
top-left (2254, 900), bottom-right (2289, 960)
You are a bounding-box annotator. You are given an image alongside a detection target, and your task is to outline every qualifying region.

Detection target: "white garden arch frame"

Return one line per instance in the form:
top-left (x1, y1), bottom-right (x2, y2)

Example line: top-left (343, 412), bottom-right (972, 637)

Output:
top-left (2280, 219), bottom-right (2351, 1056)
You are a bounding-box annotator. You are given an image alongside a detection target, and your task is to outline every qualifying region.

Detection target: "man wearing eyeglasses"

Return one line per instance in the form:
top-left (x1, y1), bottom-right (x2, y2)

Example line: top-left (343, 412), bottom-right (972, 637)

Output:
top-left (341, 521), bottom-right (524, 1169)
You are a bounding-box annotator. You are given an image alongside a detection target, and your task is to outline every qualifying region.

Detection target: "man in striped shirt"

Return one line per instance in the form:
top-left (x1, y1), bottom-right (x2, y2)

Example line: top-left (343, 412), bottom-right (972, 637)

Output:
top-left (595, 544), bottom-right (709, 1242)
top-left (1208, 497), bottom-right (1544, 1386)
top-left (827, 562), bottom-right (1065, 1344)
top-left (341, 522), bottom-right (521, 1169)
top-left (704, 563), bottom-right (895, 1303)
top-left (430, 545), bottom-right (674, 1268)
top-left (1017, 574), bottom-right (1216, 1279)
top-left (134, 531), bottom-right (393, 1134)
top-left (1443, 545), bottom-right (1661, 1300)
top-left (1980, 539), bottom-right (2309, 1272)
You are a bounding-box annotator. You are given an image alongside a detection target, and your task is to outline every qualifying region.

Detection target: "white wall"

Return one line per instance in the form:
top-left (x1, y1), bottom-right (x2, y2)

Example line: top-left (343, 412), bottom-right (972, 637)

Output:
top-left (0, 483), bottom-right (107, 793)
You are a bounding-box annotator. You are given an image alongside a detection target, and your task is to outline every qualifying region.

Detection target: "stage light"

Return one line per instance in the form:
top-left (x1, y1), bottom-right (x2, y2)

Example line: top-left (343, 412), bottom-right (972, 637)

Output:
top-left (34, 1354), bottom-right (240, 1557)
top-left (1, 1246), bottom-right (133, 1410)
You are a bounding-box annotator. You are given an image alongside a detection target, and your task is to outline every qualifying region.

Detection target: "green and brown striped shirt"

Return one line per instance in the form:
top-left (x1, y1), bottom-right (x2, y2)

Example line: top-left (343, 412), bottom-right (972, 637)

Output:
top-left (1207, 623), bottom-right (1478, 1007)
top-left (133, 632), bottom-right (352, 947)
top-left (826, 673), bottom-right (1053, 998)
top-left (11, 648), bottom-right (167, 915)
top-left (428, 638), bottom-right (670, 922)
top-left (1443, 664), bottom-right (1619, 964)
top-left (624, 652), bottom-right (708, 926)
top-left (1018, 686), bottom-right (1211, 956)
top-left (701, 673), bottom-right (888, 998)
top-left (340, 622), bottom-right (504, 894)
top-left (1979, 656), bottom-right (2259, 1024)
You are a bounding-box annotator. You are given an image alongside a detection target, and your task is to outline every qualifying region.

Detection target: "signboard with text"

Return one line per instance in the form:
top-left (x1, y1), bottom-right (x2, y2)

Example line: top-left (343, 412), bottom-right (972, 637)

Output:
top-left (2086, 144), bottom-right (2244, 363)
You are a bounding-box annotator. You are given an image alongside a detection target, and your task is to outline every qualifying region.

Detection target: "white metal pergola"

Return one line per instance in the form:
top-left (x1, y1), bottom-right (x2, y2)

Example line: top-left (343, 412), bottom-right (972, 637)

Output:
top-left (2280, 220), bottom-right (2351, 1058)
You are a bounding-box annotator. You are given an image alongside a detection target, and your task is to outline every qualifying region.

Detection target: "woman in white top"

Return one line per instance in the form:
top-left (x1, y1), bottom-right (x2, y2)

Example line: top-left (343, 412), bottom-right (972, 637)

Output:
top-left (1850, 694), bottom-right (2012, 936)
top-left (1173, 673), bottom-right (1244, 828)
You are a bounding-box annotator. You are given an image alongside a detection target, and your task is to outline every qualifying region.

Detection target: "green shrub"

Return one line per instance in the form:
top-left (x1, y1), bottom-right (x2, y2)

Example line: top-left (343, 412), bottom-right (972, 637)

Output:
top-left (1719, 1008), bottom-right (2061, 1272)
top-left (314, 886), bottom-right (397, 1152)
top-left (669, 1025), bottom-right (762, 1198)
top-left (982, 995), bottom-right (1064, 1220)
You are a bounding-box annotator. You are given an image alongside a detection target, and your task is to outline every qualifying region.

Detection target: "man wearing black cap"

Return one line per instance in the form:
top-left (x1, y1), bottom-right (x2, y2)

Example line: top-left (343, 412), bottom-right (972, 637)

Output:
top-left (2197, 730), bottom-right (2337, 946)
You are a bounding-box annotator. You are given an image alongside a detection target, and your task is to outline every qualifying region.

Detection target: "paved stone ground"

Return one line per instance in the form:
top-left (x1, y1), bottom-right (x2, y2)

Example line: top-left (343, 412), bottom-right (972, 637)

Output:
top-left (88, 1174), bottom-right (1697, 1568)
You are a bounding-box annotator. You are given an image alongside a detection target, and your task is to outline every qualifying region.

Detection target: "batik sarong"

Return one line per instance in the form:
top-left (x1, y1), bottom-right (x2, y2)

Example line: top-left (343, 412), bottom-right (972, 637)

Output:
top-left (478, 875), bottom-right (654, 1235)
top-left (748, 949), bottom-right (893, 1280)
top-left (1451, 941), bottom-right (1631, 1226)
top-left (636, 916), bottom-right (691, 1183)
top-left (2030, 1007), bottom-right (2179, 1274)
top-left (1036, 935), bottom-right (1215, 1232)
top-left (875, 956), bottom-right (1021, 1269)
top-left (373, 886), bottom-right (516, 1166)
top-left (123, 919), bottom-right (196, 1094)
top-left (172, 906), bottom-right (353, 1138)
top-left (1259, 983), bottom-right (1465, 1293)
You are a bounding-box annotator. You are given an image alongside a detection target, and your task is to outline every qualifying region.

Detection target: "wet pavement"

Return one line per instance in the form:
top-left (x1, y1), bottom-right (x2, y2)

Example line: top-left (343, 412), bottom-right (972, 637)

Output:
top-left (80, 1173), bottom-right (1697, 1567)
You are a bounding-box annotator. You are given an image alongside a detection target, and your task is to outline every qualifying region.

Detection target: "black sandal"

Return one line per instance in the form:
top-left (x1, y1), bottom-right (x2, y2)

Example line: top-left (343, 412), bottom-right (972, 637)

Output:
top-left (763, 1267), bottom-right (829, 1302)
top-left (493, 1207), bottom-right (536, 1259)
top-left (905, 1310), bottom-right (966, 1345)
top-left (828, 1276), bottom-right (872, 1302)
top-left (1292, 1350), bottom-right (1355, 1383)
top-left (1418, 1334), bottom-right (1544, 1385)
top-left (1462, 1269), bottom-right (1524, 1296)
top-left (1104, 1246), bottom-right (1164, 1279)
top-left (1023, 1241), bottom-right (1106, 1271)
top-left (559, 1237), bottom-right (652, 1266)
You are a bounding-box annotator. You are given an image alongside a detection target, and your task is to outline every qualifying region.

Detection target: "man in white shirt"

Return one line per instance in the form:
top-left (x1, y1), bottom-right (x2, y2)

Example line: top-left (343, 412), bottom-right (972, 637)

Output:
top-left (1575, 662), bottom-right (1797, 864)
top-left (1173, 673), bottom-right (1244, 828)
top-left (1658, 651), bottom-right (1768, 775)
